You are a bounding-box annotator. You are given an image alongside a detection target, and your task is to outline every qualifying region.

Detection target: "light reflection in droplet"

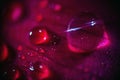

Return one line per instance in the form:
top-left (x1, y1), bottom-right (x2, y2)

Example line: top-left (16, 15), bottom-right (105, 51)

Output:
top-left (66, 12), bottom-right (105, 53)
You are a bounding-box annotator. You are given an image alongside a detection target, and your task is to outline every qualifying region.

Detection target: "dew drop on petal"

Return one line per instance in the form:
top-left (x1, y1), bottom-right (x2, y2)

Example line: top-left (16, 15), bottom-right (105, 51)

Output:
top-left (29, 27), bottom-right (50, 45)
top-left (6, 2), bottom-right (23, 22)
top-left (36, 14), bottom-right (43, 22)
top-left (17, 45), bottom-right (23, 51)
top-left (66, 12), bottom-right (105, 53)
top-left (53, 4), bottom-right (62, 12)
top-left (0, 43), bottom-right (9, 62)
top-left (20, 55), bottom-right (25, 60)
top-left (31, 62), bottom-right (51, 80)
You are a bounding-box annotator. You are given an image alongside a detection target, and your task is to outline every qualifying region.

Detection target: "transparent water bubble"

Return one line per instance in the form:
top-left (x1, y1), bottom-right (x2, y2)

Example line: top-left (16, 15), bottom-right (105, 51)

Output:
top-left (66, 12), bottom-right (105, 53)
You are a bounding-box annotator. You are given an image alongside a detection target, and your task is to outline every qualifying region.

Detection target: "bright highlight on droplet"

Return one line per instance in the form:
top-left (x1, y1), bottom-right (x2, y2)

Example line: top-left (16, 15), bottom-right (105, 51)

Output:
top-left (29, 66), bottom-right (34, 71)
top-left (87, 21), bottom-right (96, 26)
top-left (65, 20), bottom-right (102, 32)
top-left (97, 32), bottom-right (110, 49)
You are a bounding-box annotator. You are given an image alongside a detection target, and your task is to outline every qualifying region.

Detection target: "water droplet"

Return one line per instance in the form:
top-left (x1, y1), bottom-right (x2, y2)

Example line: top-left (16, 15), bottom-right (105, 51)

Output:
top-left (27, 52), bottom-right (36, 57)
top-left (20, 55), bottom-right (25, 60)
top-left (0, 43), bottom-right (9, 62)
top-left (31, 62), bottom-right (51, 80)
top-left (5, 2), bottom-right (23, 22)
top-left (12, 69), bottom-right (16, 72)
top-left (36, 14), bottom-right (43, 22)
top-left (66, 12), bottom-right (105, 53)
top-left (29, 27), bottom-right (50, 45)
top-left (13, 69), bottom-right (20, 80)
top-left (38, 48), bottom-right (45, 53)
top-left (17, 45), bottom-right (23, 51)
top-left (53, 4), bottom-right (62, 12)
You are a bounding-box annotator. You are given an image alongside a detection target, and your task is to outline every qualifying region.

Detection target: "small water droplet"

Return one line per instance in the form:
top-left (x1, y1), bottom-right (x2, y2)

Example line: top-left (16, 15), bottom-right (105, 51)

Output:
top-left (27, 52), bottom-right (35, 57)
top-left (38, 48), bottom-right (45, 53)
top-left (36, 14), bottom-right (43, 22)
top-left (39, 65), bottom-right (43, 69)
top-left (53, 4), bottom-right (62, 12)
top-left (20, 55), bottom-right (25, 60)
top-left (12, 69), bottom-right (16, 72)
top-left (17, 45), bottom-right (23, 51)
top-left (31, 62), bottom-right (51, 80)
top-left (29, 27), bottom-right (50, 45)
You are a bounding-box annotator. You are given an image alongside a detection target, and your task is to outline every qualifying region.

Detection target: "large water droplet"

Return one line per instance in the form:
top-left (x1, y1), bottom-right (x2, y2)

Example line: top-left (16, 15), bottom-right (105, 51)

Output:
top-left (66, 12), bottom-right (105, 53)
